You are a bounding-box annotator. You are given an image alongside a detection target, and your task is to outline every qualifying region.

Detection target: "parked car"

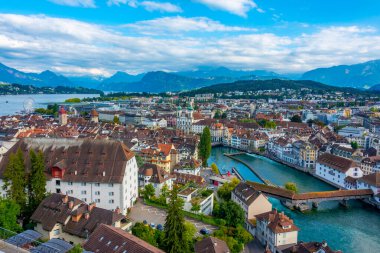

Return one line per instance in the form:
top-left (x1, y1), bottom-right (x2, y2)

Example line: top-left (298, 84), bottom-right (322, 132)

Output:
top-left (157, 224), bottom-right (164, 231)
top-left (200, 228), bottom-right (210, 235)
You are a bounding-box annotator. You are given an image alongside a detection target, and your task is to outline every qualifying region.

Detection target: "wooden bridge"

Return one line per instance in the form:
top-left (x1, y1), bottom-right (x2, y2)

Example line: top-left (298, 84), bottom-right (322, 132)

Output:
top-left (247, 182), bottom-right (374, 209)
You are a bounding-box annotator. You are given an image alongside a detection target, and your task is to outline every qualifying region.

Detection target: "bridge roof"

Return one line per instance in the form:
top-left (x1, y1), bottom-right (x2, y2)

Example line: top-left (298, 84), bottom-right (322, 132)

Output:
top-left (247, 182), bottom-right (373, 201)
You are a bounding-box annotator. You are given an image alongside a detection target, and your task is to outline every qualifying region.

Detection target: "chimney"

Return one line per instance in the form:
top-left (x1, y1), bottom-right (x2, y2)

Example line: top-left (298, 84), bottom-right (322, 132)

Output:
top-left (84, 212), bottom-right (90, 220)
top-left (88, 202), bottom-right (96, 212)
top-left (69, 200), bottom-right (74, 209)
top-left (115, 207), bottom-right (121, 214)
top-left (62, 194), bottom-right (69, 204)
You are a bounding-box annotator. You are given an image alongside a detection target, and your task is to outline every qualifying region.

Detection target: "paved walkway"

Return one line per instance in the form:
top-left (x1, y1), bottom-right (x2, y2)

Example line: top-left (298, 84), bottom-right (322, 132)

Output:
top-left (129, 202), bottom-right (217, 236)
top-left (243, 240), bottom-right (265, 253)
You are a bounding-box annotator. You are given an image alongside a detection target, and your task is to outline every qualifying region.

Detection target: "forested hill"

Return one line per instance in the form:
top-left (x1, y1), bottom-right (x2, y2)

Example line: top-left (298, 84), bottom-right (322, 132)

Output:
top-left (0, 83), bottom-right (104, 95)
top-left (180, 79), bottom-right (372, 96)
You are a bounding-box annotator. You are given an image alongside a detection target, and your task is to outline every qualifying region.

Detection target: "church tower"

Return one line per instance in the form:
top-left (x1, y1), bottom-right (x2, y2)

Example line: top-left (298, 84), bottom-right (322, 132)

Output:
top-left (59, 106), bottom-right (68, 125)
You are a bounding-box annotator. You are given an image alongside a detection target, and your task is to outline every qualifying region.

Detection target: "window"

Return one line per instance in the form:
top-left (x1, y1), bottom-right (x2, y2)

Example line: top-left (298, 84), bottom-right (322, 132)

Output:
top-left (53, 229), bottom-right (60, 235)
top-left (95, 199), bottom-right (100, 203)
top-left (108, 183), bottom-right (114, 187)
top-left (109, 199), bottom-right (114, 204)
top-left (81, 182), bottom-right (87, 186)
top-left (56, 189), bottom-right (61, 193)
top-left (56, 180), bottom-right (61, 186)
top-left (68, 182), bottom-right (73, 185)
top-left (95, 183), bottom-right (100, 187)
top-left (81, 190), bottom-right (87, 195)
top-left (66, 190), bottom-right (73, 195)
top-left (95, 191), bottom-right (100, 195)
top-left (81, 198), bottom-right (87, 202)
top-left (109, 192), bottom-right (114, 196)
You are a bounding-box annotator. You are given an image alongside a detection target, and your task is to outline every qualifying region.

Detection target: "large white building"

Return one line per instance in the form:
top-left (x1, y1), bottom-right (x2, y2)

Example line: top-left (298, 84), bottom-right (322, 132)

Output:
top-left (316, 153), bottom-right (363, 188)
top-left (0, 138), bottom-right (138, 215)
top-left (176, 106), bottom-right (194, 134)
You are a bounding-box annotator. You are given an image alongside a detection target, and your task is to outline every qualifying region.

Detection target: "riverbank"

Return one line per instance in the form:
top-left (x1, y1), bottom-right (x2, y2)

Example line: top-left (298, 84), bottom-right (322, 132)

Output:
top-left (209, 146), bottom-right (380, 252)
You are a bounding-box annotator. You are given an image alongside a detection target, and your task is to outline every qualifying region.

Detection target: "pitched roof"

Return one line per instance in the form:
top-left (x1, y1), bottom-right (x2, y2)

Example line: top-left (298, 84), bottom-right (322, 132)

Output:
top-left (317, 153), bottom-right (358, 173)
top-left (139, 163), bottom-right (171, 184)
top-left (0, 138), bottom-right (135, 183)
top-left (282, 241), bottom-right (341, 253)
top-left (233, 182), bottom-right (266, 205)
top-left (194, 237), bottom-right (230, 253)
top-left (256, 209), bottom-right (300, 234)
top-left (358, 172), bottom-right (380, 187)
top-left (83, 224), bottom-right (165, 253)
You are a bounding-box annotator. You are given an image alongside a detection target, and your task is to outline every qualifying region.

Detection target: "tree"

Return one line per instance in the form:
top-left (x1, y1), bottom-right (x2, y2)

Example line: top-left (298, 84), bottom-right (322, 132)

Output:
top-left (132, 222), bottom-right (160, 247)
top-left (0, 198), bottom-right (21, 232)
top-left (3, 149), bottom-right (27, 211)
top-left (214, 201), bottom-right (245, 227)
top-left (164, 187), bottom-right (188, 253)
top-left (29, 150), bottom-right (46, 211)
top-left (68, 244), bottom-right (83, 253)
top-left (290, 114), bottom-right (302, 123)
top-left (182, 221), bottom-right (196, 246)
top-left (351, 141), bottom-right (359, 150)
top-left (214, 110), bottom-right (222, 119)
top-left (198, 127), bottom-right (211, 167)
top-left (264, 121), bottom-right (277, 129)
top-left (113, 115), bottom-right (120, 124)
top-left (135, 155), bottom-right (144, 168)
top-left (157, 184), bottom-right (170, 205)
top-left (217, 178), bottom-right (240, 201)
top-left (213, 225), bottom-right (253, 253)
top-left (285, 182), bottom-right (298, 193)
top-left (221, 112), bottom-right (227, 119)
top-left (211, 163), bottom-right (220, 175)
top-left (142, 184), bottom-right (155, 200)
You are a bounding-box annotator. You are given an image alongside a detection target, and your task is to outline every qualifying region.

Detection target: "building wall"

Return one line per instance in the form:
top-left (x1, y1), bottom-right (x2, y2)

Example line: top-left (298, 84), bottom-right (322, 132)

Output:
top-left (247, 194), bottom-right (272, 219)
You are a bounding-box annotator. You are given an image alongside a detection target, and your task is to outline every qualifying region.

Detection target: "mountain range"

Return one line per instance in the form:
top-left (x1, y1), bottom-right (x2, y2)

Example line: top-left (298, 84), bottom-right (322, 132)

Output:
top-left (302, 59), bottom-right (380, 88)
top-left (1, 59), bottom-right (380, 92)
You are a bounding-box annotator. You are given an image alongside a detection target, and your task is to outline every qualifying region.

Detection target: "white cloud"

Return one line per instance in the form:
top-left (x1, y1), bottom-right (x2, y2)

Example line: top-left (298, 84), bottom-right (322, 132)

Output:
top-left (140, 1), bottom-right (182, 13)
top-left (107, 0), bottom-right (181, 13)
top-left (194, 0), bottom-right (258, 17)
top-left (124, 16), bottom-right (256, 34)
top-left (48, 0), bottom-right (96, 8)
top-left (0, 14), bottom-right (380, 76)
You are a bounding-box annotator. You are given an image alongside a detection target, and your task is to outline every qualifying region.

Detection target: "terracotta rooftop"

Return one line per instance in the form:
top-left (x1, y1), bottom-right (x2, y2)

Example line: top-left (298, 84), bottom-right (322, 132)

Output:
top-left (256, 209), bottom-right (300, 234)
top-left (358, 172), bottom-right (380, 187)
top-left (83, 224), bottom-right (165, 253)
top-left (317, 153), bottom-right (358, 173)
top-left (194, 237), bottom-right (230, 253)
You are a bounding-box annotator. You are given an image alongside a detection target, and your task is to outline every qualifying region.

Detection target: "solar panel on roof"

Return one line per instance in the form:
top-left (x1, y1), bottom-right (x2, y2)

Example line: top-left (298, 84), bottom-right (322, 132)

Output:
top-left (5, 230), bottom-right (42, 247)
top-left (30, 238), bottom-right (73, 253)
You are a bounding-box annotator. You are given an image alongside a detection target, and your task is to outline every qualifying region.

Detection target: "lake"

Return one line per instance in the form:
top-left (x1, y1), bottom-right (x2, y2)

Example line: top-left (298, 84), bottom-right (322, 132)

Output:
top-left (0, 94), bottom-right (99, 116)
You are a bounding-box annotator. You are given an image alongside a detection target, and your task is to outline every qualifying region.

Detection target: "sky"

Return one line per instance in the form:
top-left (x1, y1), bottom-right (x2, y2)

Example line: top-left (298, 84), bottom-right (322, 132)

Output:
top-left (1, 0), bottom-right (380, 77)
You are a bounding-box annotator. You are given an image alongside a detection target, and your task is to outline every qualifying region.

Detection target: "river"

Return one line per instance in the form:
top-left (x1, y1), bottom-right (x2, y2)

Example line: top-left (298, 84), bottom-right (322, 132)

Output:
top-left (209, 147), bottom-right (380, 253)
top-left (0, 94), bottom-right (99, 116)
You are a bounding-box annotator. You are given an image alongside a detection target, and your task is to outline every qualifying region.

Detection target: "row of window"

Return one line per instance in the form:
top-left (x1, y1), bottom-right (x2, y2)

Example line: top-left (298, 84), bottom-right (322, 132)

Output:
top-left (59, 181), bottom-right (114, 187)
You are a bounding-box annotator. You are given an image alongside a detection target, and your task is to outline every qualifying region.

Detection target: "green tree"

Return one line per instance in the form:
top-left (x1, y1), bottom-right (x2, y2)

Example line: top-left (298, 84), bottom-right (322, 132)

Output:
top-left (211, 163), bottom-right (220, 175)
top-left (221, 112), bottom-right (227, 119)
top-left (143, 184), bottom-right (155, 200)
top-left (351, 141), bottom-right (359, 150)
top-left (217, 178), bottom-right (240, 201)
top-left (164, 187), bottom-right (188, 253)
top-left (214, 201), bottom-right (245, 227)
top-left (264, 121), bottom-right (277, 129)
top-left (198, 127), bottom-right (212, 167)
top-left (0, 198), bottom-right (21, 232)
top-left (132, 222), bottom-right (160, 247)
top-left (183, 221), bottom-right (196, 246)
top-left (284, 182), bottom-right (298, 193)
top-left (29, 150), bottom-right (46, 211)
top-left (135, 155), bottom-right (144, 168)
top-left (3, 149), bottom-right (27, 211)
top-left (113, 115), bottom-right (120, 124)
top-left (64, 98), bottom-right (81, 103)
top-left (214, 110), bottom-right (222, 119)
top-left (157, 184), bottom-right (170, 205)
top-left (290, 114), bottom-right (302, 123)
top-left (68, 244), bottom-right (83, 253)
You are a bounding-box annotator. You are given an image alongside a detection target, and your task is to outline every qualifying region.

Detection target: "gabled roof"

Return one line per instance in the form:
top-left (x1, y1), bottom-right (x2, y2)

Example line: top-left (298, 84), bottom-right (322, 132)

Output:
top-left (358, 172), bottom-right (380, 187)
top-left (83, 224), bottom-right (165, 253)
top-left (194, 237), bottom-right (230, 253)
top-left (317, 153), bottom-right (358, 173)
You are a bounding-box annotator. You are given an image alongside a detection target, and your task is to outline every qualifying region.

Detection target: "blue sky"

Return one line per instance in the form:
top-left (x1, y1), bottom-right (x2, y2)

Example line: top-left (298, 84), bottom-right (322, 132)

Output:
top-left (1, 0), bottom-right (380, 76)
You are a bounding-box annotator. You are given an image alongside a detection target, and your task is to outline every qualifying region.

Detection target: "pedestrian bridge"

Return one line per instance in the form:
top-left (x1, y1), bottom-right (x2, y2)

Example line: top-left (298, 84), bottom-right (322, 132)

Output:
top-left (247, 181), bottom-right (373, 209)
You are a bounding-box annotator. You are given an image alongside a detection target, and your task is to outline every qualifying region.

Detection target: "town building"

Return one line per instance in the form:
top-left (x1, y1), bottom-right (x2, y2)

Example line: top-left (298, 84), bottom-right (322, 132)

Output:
top-left (140, 143), bottom-right (179, 172)
top-left (176, 105), bottom-right (194, 134)
top-left (138, 163), bottom-right (173, 197)
top-left (194, 237), bottom-right (230, 253)
top-left (316, 153), bottom-right (364, 188)
top-left (31, 194), bottom-right (130, 244)
top-left (256, 209), bottom-right (300, 253)
top-left (83, 224), bottom-right (165, 253)
top-left (0, 138), bottom-right (138, 214)
top-left (281, 241), bottom-right (341, 253)
top-left (178, 187), bottom-right (214, 215)
top-left (59, 106), bottom-right (68, 125)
